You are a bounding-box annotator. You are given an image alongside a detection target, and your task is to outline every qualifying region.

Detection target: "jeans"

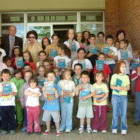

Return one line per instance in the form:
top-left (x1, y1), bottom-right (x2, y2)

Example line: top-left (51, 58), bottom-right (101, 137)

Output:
top-left (23, 107), bottom-right (27, 127)
top-left (111, 95), bottom-right (128, 131)
top-left (134, 92), bottom-right (140, 121)
top-left (60, 102), bottom-right (73, 130)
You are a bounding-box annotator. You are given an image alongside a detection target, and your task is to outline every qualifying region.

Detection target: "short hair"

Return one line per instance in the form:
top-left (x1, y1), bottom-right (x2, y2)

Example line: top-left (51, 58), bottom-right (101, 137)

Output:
top-left (89, 34), bottom-right (96, 39)
top-left (98, 52), bottom-right (106, 58)
top-left (38, 50), bottom-right (46, 56)
top-left (24, 70), bottom-right (33, 75)
top-left (116, 30), bottom-right (126, 39)
top-left (81, 70), bottom-right (90, 78)
top-left (29, 76), bottom-right (38, 85)
top-left (53, 67), bottom-right (60, 72)
top-left (14, 68), bottom-right (22, 75)
top-left (43, 58), bottom-right (51, 64)
top-left (113, 61), bottom-right (126, 74)
top-left (114, 40), bottom-right (120, 44)
top-left (37, 66), bottom-right (46, 76)
top-left (74, 63), bottom-right (83, 70)
top-left (23, 63), bottom-right (31, 68)
top-left (120, 39), bottom-right (129, 47)
top-left (65, 29), bottom-right (76, 40)
top-left (3, 56), bottom-right (11, 63)
top-left (51, 33), bottom-right (60, 39)
top-left (23, 50), bottom-right (33, 62)
top-left (94, 70), bottom-right (105, 82)
top-left (97, 31), bottom-right (105, 37)
top-left (105, 35), bottom-right (113, 41)
top-left (26, 30), bottom-right (38, 39)
top-left (62, 69), bottom-right (71, 79)
top-left (77, 48), bottom-right (86, 53)
top-left (46, 70), bottom-right (56, 77)
top-left (1, 69), bottom-right (11, 75)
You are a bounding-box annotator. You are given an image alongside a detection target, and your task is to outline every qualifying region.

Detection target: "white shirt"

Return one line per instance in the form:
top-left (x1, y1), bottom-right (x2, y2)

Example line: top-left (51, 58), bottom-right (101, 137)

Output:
top-left (7, 67), bottom-right (14, 75)
top-left (0, 82), bottom-right (17, 106)
top-left (72, 59), bottom-right (93, 70)
top-left (25, 87), bottom-right (41, 107)
top-left (0, 48), bottom-right (6, 62)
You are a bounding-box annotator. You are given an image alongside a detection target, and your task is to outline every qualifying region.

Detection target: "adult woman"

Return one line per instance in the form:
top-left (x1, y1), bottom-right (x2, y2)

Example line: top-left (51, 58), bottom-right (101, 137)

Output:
top-left (41, 37), bottom-right (51, 50)
top-left (24, 30), bottom-right (42, 63)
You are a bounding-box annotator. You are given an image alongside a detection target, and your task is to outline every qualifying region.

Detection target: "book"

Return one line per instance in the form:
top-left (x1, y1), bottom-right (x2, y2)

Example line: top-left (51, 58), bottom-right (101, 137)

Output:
top-left (50, 49), bottom-right (57, 58)
top-left (103, 47), bottom-right (110, 54)
top-left (55, 75), bottom-right (60, 84)
top-left (96, 60), bottom-right (104, 70)
top-left (89, 47), bottom-right (97, 54)
top-left (44, 81), bottom-right (54, 94)
top-left (72, 43), bottom-right (76, 51)
top-left (132, 62), bottom-right (139, 70)
top-left (80, 87), bottom-right (90, 101)
top-left (2, 82), bottom-right (12, 95)
top-left (114, 78), bottom-right (123, 93)
top-left (63, 90), bottom-right (71, 103)
top-left (15, 57), bottom-right (24, 68)
top-left (37, 76), bottom-right (45, 86)
top-left (58, 59), bottom-right (66, 69)
top-left (121, 50), bottom-right (128, 60)
top-left (95, 88), bottom-right (104, 100)
top-left (78, 60), bottom-right (86, 70)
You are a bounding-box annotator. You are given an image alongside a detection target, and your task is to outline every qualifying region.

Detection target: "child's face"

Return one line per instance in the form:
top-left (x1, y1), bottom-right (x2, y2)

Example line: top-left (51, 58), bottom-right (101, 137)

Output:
top-left (81, 75), bottom-right (89, 84)
top-left (14, 48), bottom-right (20, 57)
top-left (133, 52), bottom-right (139, 59)
top-left (106, 38), bottom-right (113, 46)
top-left (64, 71), bottom-right (71, 80)
top-left (54, 69), bottom-right (59, 76)
top-left (118, 33), bottom-right (125, 41)
top-left (74, 66), bottom-right (82, 76)
top-left (96, 74), bottom-right (104, 83)
top-left (78, 50), bottom-right (85, 59)
top-left (68, 29), bottom-right (74, 40)
top-left (52, 36), bottom-right (59, 44)
top-left (98, 54), bottom-right (105, 61)
top-left (30, 82), bottom-right (37, 89)
top-left (23, 53), bottom-right (29, 62)
top-left (24, 66), bottom-right (31, 71)
top-left (43, 62), bottom-right (50, 70)
top-left (77, 33), bottom-right (82, 42)
top-left (58, 48), bottom-right (63, 55)
top-left (98, 34), bottom-right (104, 42)
top-left (2, 73), bottom-right (11, 82)
top-left (115, 42), bottom-right (120, 50)
top-left (43, 39), bottom-right (49, 47)
top-left (24, 72), bottom-right (32, 82)
top-left (120, 41), bottom-right (127, 49)
top-left (15, 72), bottom-right (22, 80)
top-left (6, 60), bottom-right (11, 67)
top-left (38, 67), bottom-right (45, 77)
top-left (84, 32), bottom-right (89, 39)
top-left (120, 63), bottom-right (126, 74)
top-left (89, 37), bottom-right (96, 45)
top-left (47, 73), bottom-right (56, 82)
top-left (39, 53), bottom-right (46, 61)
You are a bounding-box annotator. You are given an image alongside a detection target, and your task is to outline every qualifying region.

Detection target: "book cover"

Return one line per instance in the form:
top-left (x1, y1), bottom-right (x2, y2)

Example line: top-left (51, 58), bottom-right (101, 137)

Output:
top-left (132, 62), bottom-right (139, 70)
top-left (114, 78), bottom-right (123, 93)
top-left (55, 75), bottom-right (60, 84)
top-left (121, 50), bottom-right (128, 60)
top-left (103, 47), bottom-right (110, 54)
top-left (44, 81), bottom-right (54, 94)
top-left (78, 60), bottom-right (86, 70)
top-left (96, 60), bottom-right (104, 70)
top-left (89, 47), bottom-right (97, 54)
top-left (37, 76), bottom-right (45, 86)
top-left (50, 49), bottom-right (57, 58)
top-left (16, 57), bottom-right (24, 68)
top-left (58, 59), bottom-right (66, 68)
top-left (2, 82), bottom-right (12, 95)
top-left (80, 87), bottom-right (90, 101)
top-left (95, 88), bottom-right (104, 100)
top-left (72, 43), bottom-right (76, 51)
top-left (63, 90), bottom-right (71, 103)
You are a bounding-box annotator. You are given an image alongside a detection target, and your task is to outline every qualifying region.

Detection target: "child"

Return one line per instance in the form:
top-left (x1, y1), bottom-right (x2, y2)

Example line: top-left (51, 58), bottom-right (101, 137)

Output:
top-left (58, 69), bottom-right (75, 132)
top-left (76, 32), bottom-right (85, 49)
top-left (42, 71), bottom-right (61, 136)
top-left (110, 61), bottom-right (130, 135)
top-left (22, 63), bottom-right (32, 75)
top-left (54, 44), bottom-right (71, 71)
top-left (64, 29), bottom-right (80, 60)
top-left (81, 31), bottom-right (90, 47)
top-left (96, 32), bottom-right (105, 50)
top-left (3, 56), bottom-right (14, 75)
top-left (75, 71), bottom-right (95, 134)
top-left (53, 67), bottom-right (60, 84)
top-left (0, 52), bottom-right (7, 72)
top-left (72, 48), bottom-right (93, 72)
top-left (25, 76), bottom-right (41, 135)
top-left (0, 69), bottom-right (18, 135)
top-left (36, 50), bottom-right (47, 68)
top-left (43, 58), bottom-right (53, 72)
top-left (11, 68), bottom-right (25, 128)
top-left (20, 70), bottom-right (33, 132)
top-left (83, 71), bottom-right (108, 133)
top-left (114, 41), bottom-right (120, 50)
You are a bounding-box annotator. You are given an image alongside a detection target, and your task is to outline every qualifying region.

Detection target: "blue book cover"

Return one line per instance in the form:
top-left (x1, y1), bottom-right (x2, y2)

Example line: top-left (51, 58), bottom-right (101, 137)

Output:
top-left (121, 50), bottom-right (128, 60)
top-left (58, 59), bottom-right (66, 68)
top-left (16, 57), bottom-right (24, 68)
top-left (78, 60), bottom-right (86, 70)
top-left (44, 81), bottom-right (54, 94)
top-left (55, 75), bottom-right (60, 84)
top-left (63, 90), bottom-right (71, 103)
top-left (89, 47), bottom-right (97, 54)
top-left (114, 78), bottom-right (123, 93)
top-left (72, 43), bottom-right (76, 51)
top-left (132, 62), bottom-right (139, 70)
top-left (50, 49), bottom-right (57, 58)
top-left (103, 47), bottom-right (110, 54)
top-left (37, 76), bottom-right (45, 86)
top-left (95, 89), bottom-right (104, 100)
top-left (80, 87), bottom-right (90, 101)
top-left (96, 60), bottom-right (104, 70)
top-left (2, 82), bottom-right (12, 95)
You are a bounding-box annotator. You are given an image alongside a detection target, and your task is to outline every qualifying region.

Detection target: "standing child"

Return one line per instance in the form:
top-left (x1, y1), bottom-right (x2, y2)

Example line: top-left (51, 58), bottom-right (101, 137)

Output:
top-left (25, 76), bottom-right (41, 135)
top-left (11, 68), bottom-right (25, 128)
top-left (114, 41), bottom-right (120, 51)
top-left (43, 58), bottom-right (53, 72)
top-left (75, 71), bottom-right (95, 134)
top-left (0, 69), bottom-right (18, 135)
top-left (76, 32), bottom-right (85, 49)
top-left (53, 67), bottom-right (60, 84)
top-left (110, 61), bottom-right (130, 135)
top-left (42, 71), bottom-right (61, 136)
top-left (58, 69), bottom-right (75, 132)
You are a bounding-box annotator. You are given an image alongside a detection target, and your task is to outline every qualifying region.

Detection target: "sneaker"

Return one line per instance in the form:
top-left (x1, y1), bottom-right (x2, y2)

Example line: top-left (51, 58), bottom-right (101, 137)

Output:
top-left (102, 130), bottom-right (107, 133)
top-left (27, 132), bottom-right (31, 135)
top-left (65, 129), bottom-right (71, 133)
top-left (43, 130), bottom-right (51, 135)
top-left (59, 129), bottom-right (64, 132)
top-left (87, 127), bottom-right (92, 134)
top-left (92, 130), bottom-right (98, 133)
top-left (112, 129), bottom-right (117, 134)
top-left (21, 127), bottom-right (26, 132)
top-left (35, 132), bottom-right (41, 135)
top-left (133, 121), bottom-right (140, 126)
top-left (10, 130), bottom-right (15, 135)
top-left (78, 127), bottom-right (84, 134)
top-left (1, 131), bottom-right (8, 135)
top-left (56, 131), bottom-right (61, 136)
top-left (121, 130), bottom-right (127, 135)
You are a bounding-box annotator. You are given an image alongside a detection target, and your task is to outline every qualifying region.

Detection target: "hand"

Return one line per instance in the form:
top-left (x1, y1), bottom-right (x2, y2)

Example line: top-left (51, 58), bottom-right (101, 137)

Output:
top-left (43, 93), bottom-right (48, 98)
top-left (42, 87), bottom-right (46, 92)
top-left (96, 99), bottom-right (102, 103)
top-left (16, 98), bottom-right (20, 102)
top-left (0, 92), bottom-right (3, 97)
top-left (10, 92), bottom-right (14, 96)
top-left (26, 91), bottom-right (33, 96)
top-left (108, 53), bottom-right (112, 57)
top-left (22, 105), bottom-right (25, 108)
top-left (82, 97), bottom-right (87, 101)
top-left (78, 85), bottom-right (83, 90)
top-left (116, 86), bottom-right (124, 91)
top-left (51, 87), bottom-right (56, 92)
top-left (26, 38), bottom-right (29, 42)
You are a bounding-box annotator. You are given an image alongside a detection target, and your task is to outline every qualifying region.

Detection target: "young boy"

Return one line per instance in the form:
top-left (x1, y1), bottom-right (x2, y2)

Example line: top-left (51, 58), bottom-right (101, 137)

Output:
top-left (42, 71), bottom-right (61, 136)
top-left (0, 69), bottom-right (18, 135)
top-left (75, 71), bottom-right (95, 134)
top-left (22, 63), bottom-right (32, 75)
top-left (43, 58), bottom-right (54, 72)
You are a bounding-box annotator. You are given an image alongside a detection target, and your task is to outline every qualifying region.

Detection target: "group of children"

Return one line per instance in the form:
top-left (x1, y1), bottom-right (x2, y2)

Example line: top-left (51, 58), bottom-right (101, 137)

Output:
top-left (0, 29), bottom-right (140, 137)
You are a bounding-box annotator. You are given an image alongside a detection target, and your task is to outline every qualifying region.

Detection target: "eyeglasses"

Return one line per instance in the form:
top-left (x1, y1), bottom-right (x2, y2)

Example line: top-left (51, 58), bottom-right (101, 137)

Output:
top-left (29, 36), bottom-right (35, 39)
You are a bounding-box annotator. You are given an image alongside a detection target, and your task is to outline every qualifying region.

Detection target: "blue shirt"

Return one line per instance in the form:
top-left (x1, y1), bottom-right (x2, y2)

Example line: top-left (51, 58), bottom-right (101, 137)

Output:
top-left (9, 35), bottom-right (15, 56)
top-left (42, 84), bottom-right (61, 111)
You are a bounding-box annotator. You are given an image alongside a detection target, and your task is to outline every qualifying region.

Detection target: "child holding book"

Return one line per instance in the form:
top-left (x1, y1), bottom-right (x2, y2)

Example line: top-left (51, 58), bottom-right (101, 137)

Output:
top-left (0, 69), bottom-right (18, 135)
top-left (110, 61), bottom-right (130, 135)
top-left (25, 76), bottom-right (41, 135)
top-left (75, 71), bottom-right (95, 134)
top-left (58, 69), bottom-right (75, 132)
top-left (22, 63), bottom-right (32, 76)
top-left (76, 32), bottom-right (85, 49)
top-left (42, 71), bottom-right (61, 136)
top-left (114, 41), bottom-right (120, 51)
top-left (53, 67), bottom-right (60, 84)
top-left (11, 68), bottom-right (25, 128)
top-left (72, 48), bottom-right (93, 72)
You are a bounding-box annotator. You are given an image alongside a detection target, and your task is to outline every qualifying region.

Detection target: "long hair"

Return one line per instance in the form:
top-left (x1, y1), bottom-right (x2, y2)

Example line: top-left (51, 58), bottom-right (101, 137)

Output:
top-left (59, 44), bottom-right (71, 58)
top-left (113, 61), bottom-right (126, 74)
top-left (12, 46), bottom-right (23, 57)
top-left (23, 50), bottom-right (33, 62)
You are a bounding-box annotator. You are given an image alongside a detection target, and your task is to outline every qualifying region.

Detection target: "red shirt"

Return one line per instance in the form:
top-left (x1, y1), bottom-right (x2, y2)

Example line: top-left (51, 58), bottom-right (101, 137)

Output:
top-left (24, 62), bottom-right (36, 70)
top-left (11, 56), bottom-right (16, 69)
top-left (93, 63), bottom-right (111, 79)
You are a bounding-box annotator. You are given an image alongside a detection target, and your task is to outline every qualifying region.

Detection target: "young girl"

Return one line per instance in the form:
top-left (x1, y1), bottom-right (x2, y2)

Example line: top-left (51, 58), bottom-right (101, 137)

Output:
top-left (23, 50), bottom-right (36, 75)
top-left (72, 48), bottom-right (93, 72)
top-left (76, 32), bottom-right (85, 49)
top-left (110, 61), bottom-right (130, 135)
top-left (25, 76), bottom-right (41, 135)
top-left (41, 37), bottom-right (51, 50)
top-left (58, 69), bottom-right (75, 132)
top-left (11, 46), bottom-right (23, 69)
top-left (64, 29), bottom-right (80, 60)
top-left (54, 44), bottom-right (71, 71)
top-left (81, 31), bottom-right (90, 47)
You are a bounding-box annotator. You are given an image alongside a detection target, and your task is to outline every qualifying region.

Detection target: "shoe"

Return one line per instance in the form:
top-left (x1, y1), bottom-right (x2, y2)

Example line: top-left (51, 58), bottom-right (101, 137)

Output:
top-left (21, 127), bottom-right (26, 132)
top-left (10, 130), bottom-right (15, 135)
top-left (92, 130), bottom-right (98, 133)
top-left (43, 130), bottom-right (51, 135)
top-left (133, 121), bottom-right (139, 126)
top-left (78, 127), bottom-right (84, 134)
top-left (102, 130), bottom-right (107, 133)
top-left (56, 131), bottom-right (61, 136)
top-left (27, 132), bottom-right (31, 135)
top-left (87, 127), bottom-right (92, 134)
top-left (1, 131), bottom-right (8, 135)
top-left (121, 130), bottom-right (127, 135)
top-left (112, 129), bottom-right (117, 134)
top-left (65, 129), bottom-right (71, 133)
top-left (35, 132), bottom-right (41, 135)
top-left (59, 129), bottom-right (64, 132)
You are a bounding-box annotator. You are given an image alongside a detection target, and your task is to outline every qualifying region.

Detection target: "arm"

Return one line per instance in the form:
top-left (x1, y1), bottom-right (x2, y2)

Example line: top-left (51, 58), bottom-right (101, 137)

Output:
top-left (68, 61), bottom-right (72, 69)
top-left (20, 86), bottom-right (25, 108)
top-left (108, 54), bottom-right (118, 60)
top-left (96, 92), bottom-right (108, 103)
top-left (87, 52), bottom-right (94, 58)
top-left (52, 87), bottom-right (59, 98)
top-left (110, 84), bottom-right (130, 91)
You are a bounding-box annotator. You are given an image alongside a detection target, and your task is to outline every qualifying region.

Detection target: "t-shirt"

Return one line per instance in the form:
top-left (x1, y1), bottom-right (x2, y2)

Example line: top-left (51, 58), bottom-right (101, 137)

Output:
top-left (25, 87), bottom-right (41, 107)
top-left (0, 62), bottom-right (7, 72)
top-left (110, 74), bottom-right (130, 96)
top-left (24, 62), bottom-right (36, 70)
top-left (0, 48), bottom-right (6, 62)
top-left (7, 67), bottom-right (14, 75)
top-left (93, 83), bottom-right (109, 106)
top-left (0, 81), bottom-right (17, 106)
top-left (42, 84), bottom-right (61, 111)
top-left (72, 59), bottom-right (93, 70)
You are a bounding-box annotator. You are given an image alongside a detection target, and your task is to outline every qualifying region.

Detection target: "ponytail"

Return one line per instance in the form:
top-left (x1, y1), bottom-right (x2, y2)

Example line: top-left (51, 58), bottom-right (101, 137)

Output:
top-left (59, 44), bottom-right (71, 58)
